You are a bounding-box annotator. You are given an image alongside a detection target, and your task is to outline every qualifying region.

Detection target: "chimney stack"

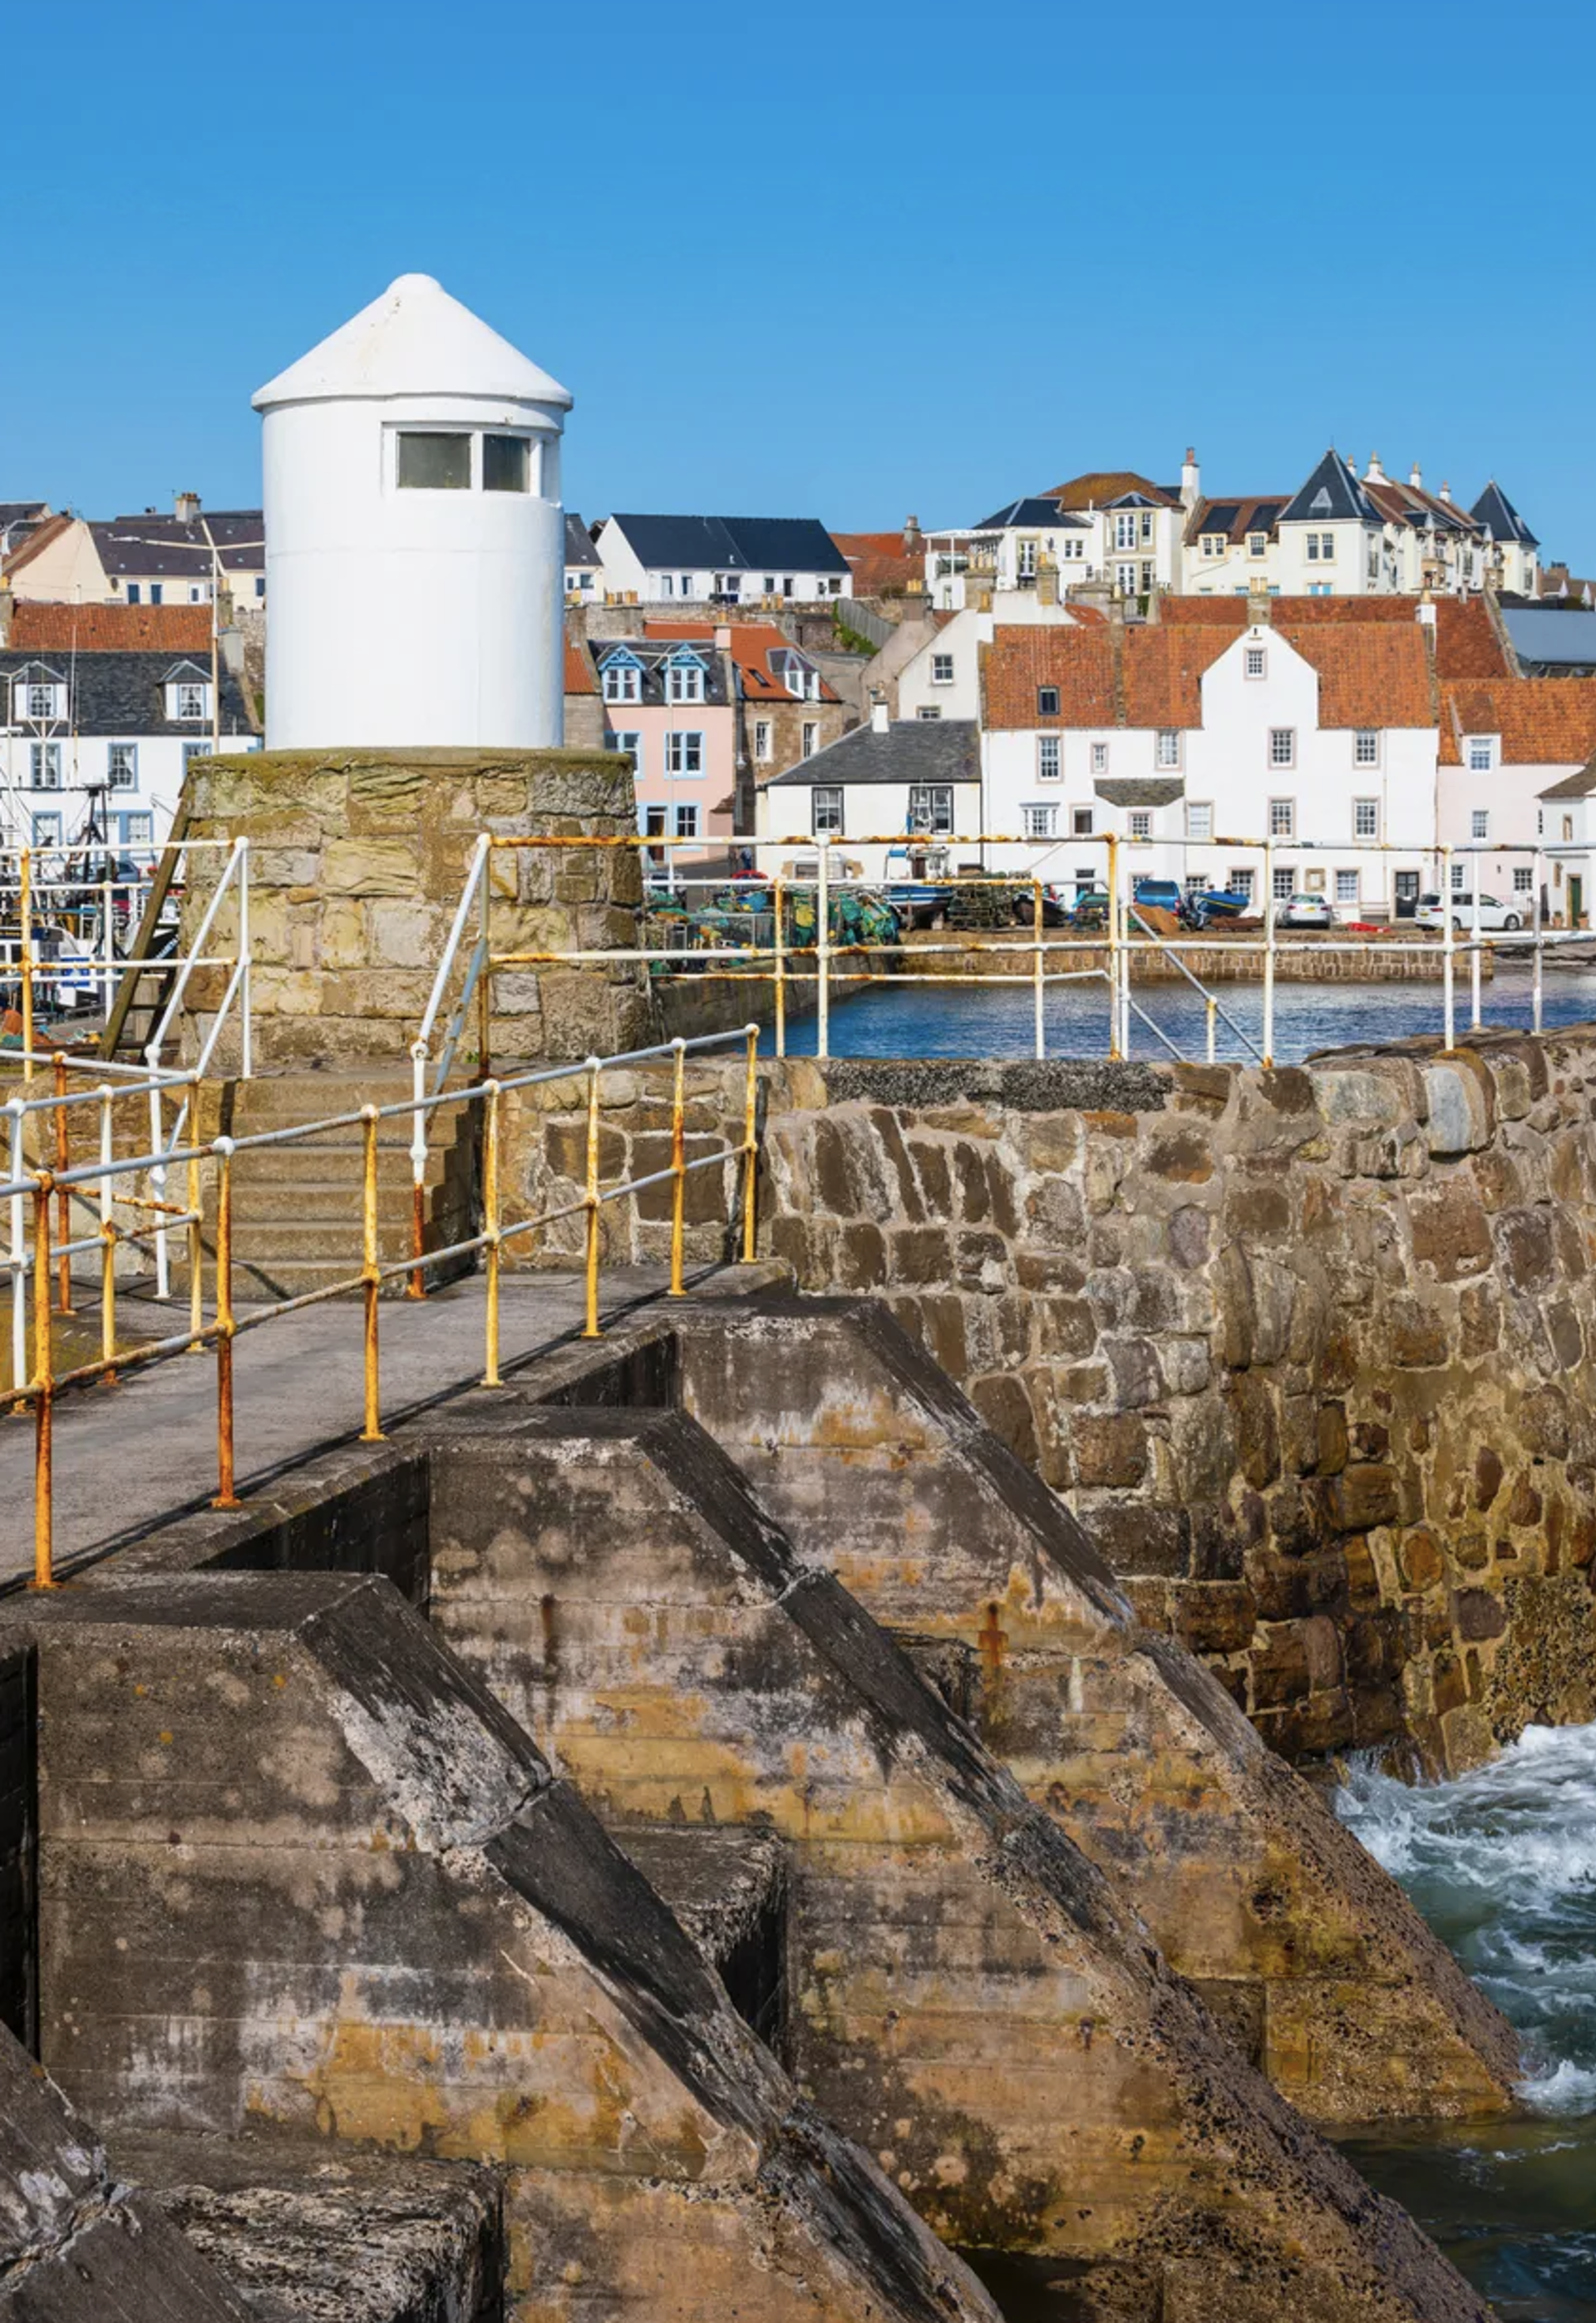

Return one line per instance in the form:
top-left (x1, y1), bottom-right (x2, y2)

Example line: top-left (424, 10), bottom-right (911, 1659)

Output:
top-left (1439, 480), bottom-right (1452, 504)
top-left (903, 514), bottom-right (923, 553)
top-left (1365, 452), bottom-right (1386, 483)
top-left (870, 699), bottom-right (889, 734)
top-left (1180, 446), bottom-right (1200, 509)
top-left (1409, 463), bottom-right (1423, 490)
top-left (175, 491), bottom-right (201, 525)
top-left (1247, 586), bottom-right (1273, 628)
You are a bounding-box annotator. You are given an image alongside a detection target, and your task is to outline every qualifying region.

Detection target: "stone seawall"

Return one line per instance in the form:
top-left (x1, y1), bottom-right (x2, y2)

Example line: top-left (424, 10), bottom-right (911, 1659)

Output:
top-left (504, 1036), bottom-right (1596, 1776)
top-left (756, 1041), bottom-right (1596, 1773)
top-left (894, 930), bottom-right (1494, 983)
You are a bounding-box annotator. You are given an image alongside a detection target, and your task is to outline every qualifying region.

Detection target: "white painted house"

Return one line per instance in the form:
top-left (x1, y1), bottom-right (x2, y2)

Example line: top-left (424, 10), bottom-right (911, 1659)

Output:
top-left (0, 647), bottom-right (259, 855)
top-left (254, 271), bottom-right (572, 750)
top-left (894, 601), bottom-right (1092, 727)
top-left (1437, 678), bottom-right (1596, 919)
top-left (981, 615), bottom-right (1438, 911)
top-left (594, 515), bottom-right (851, 607)
top-left (756, 709), bottom-right (982, 881)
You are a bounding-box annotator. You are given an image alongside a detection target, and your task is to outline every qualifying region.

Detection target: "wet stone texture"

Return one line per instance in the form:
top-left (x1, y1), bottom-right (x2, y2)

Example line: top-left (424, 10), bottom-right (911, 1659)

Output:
top-left (749, 1036), bottom-right (1596, 1775)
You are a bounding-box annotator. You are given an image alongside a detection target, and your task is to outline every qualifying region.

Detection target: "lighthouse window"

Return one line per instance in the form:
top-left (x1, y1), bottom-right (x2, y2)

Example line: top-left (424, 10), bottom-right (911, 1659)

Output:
top-left (483, 434), bottom-right (531, 493)
top-left (397, 432), bottom-right (471, 490)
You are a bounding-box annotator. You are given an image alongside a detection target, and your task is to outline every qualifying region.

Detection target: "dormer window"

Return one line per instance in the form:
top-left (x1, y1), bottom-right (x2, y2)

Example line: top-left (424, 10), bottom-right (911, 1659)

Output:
top-left (1201, 534), bottom-right (1224, 558)
top-left (17, 678), bottom-right (63, 722)
top-left (1247, 532), bottom-right (1268, 559)
top-left (1466, 735), bottom-right (1497, 772)
top-left (174, 682), bottom-right (207, 721)
top-left (602, 659), bottom-right (642, 705)
top-left (667, 658), bottom-right (705, 704)
top-left (1037, 686), bottom-right (1060, 717)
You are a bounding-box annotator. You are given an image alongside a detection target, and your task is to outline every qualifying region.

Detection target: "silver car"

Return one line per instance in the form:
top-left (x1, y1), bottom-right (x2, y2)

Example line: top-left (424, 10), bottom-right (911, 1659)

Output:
top-left (1279, 892), bottom-right (1333, 929)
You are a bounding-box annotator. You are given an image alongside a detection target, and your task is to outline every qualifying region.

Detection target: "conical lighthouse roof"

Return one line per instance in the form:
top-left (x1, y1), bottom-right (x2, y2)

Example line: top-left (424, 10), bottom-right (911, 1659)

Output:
top-left (253, 273), bottom-right (572, 412)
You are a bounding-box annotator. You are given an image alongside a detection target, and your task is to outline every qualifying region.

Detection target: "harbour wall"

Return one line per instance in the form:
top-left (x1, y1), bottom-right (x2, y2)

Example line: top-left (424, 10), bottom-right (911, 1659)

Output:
top-left (505, 1028), bottom-right (1596, 1776)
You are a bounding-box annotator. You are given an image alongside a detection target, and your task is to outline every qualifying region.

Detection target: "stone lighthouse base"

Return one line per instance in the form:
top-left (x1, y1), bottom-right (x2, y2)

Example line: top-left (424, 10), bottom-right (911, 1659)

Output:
top-left (178, 748), bottom-right (653, 1072)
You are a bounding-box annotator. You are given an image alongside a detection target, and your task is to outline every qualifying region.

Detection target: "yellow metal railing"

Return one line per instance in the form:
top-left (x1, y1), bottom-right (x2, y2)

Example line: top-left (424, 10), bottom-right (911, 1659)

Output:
top-left (4, 1023), bottom-right (761, 1589)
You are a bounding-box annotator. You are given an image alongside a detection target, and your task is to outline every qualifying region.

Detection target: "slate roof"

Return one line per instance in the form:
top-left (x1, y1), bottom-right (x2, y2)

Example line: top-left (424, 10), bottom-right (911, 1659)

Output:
top-left (591, 637), bottom-right (733, 708)
top-left (766, 719), bottom-right (979, 787)
top-left (8, 603), bottom-right (214, 653)
top-left (0, 649), bottom-right (253, 737)
top-left (0, 503), bottom-right (47, 527)
top-left (94, 510), bottom-right (264, 578)
top-left (1500, 606), bottom-right (1596, 673)
top-left (1537, 763), bottom-right (1596, 801)
top-left (564, 514), bottom-right (601, 569)
top-left (644, 620), bottom-right (841, 703)
top-left (1095, 778), bottom-right (1184, 806)
top-left (1441, 679), bottom-right (1596, 766)
top-left (973, 497), bottom-right (1091, 531)
top-left (1043, 471), bottom-right (1181, 510)
top-left (604, 515), bottom-right (849, 577)
top-left (1184, 495), bottom-right (1289, 548)
top-left (1278, 449), bottom-right (1382, 528)
top-left (1471, 481), bottom-right (1539, 550)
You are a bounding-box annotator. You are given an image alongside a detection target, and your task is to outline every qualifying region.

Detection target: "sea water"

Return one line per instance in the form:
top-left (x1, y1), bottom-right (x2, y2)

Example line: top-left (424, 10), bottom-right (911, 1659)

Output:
top-left (762, 960), bottom-right (1596, 1063)
top-left (1337, 1726), bottom-right (1596, 2319)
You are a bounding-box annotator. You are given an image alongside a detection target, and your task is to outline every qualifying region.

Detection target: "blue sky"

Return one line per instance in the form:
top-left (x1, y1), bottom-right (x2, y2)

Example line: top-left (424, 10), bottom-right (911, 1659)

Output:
top-left (7, 0), bottom-right (1593, 569)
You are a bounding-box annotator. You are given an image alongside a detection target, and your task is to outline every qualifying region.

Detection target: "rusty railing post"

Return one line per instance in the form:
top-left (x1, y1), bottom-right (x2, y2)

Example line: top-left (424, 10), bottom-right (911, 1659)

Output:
top-left (359, 1106), bottom-right (383, 1443)
top-left (741, 1023), bottom-right (759, 1265)
top-left (18, 849), bottom-right (33, 1085)
top-left (582, 1055), bottom-right (602, 1339)
top-left (52, 1052), bottom-right (72, 1314)
top-left (187, 1148), bottom-right (204, 1352)
top-left (481, 1080), bottom-right (502, 1387)
top-left (98, 1085), bottom-right (118, 1384)
top-left (31, 1174), bottom-right (53, 1586)
top-left (212, 1137), bottom-right (239, 1509)
top-left (668, 1037), bottom-right (687, 1297)
top-left (7, 1098), bottom-right (25, 1409)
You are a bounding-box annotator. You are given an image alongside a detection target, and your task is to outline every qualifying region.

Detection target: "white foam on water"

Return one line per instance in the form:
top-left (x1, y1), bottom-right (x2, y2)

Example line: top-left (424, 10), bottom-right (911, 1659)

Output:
top-left (1337, 1723), bottom-right (1596, 2121)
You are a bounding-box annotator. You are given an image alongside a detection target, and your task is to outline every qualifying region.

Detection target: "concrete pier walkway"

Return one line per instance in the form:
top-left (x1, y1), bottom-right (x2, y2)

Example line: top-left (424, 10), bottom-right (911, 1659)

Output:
top-left (0, 1268), bottom-right (770, 1586)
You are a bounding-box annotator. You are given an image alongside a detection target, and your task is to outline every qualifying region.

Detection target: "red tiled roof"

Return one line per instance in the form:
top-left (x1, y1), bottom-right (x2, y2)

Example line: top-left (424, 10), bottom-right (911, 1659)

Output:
top-left (985, 617), bottom-right (1431, 729)
top-left (830, 530), bottom-right (922, 593)
top-left (643, 619), bottom-right (840, 703)
top-left (1159, 594), bottom-right (1421, 626)
top-left (984, 624), bottom-right (1230, 729)
top-left (1432, 597), bottom-right (1510, 680)
top-left (1277, 625), bottom-right (1433, 728)
top-left (1439, 680), bottom-right (1596, 766)
top-left (1044, 471), bottom-right (1180, 510)
top-left (7, 600), bottom-right (213, 653)
top-left (563, 632), bottom-right (597, 695)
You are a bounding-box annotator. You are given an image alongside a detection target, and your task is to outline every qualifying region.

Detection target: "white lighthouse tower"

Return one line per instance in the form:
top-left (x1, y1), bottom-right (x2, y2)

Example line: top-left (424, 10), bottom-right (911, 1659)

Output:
top-left (253, 274), bottom-right (573, 751)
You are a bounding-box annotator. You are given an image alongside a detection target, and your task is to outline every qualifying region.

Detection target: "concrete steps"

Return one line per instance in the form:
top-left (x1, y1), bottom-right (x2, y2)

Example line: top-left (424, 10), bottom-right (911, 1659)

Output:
top-left (190, 1069), bottom-right (481, 1300)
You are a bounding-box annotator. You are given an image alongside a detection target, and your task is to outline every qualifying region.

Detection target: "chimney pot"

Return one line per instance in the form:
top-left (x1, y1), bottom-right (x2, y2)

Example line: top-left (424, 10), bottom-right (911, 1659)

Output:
top-left (175, 491), bottom-right (201, 524)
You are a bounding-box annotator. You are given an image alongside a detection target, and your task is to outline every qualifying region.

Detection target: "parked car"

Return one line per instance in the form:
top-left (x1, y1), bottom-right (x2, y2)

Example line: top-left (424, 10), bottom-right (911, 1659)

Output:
top-left (1414, 891), bottom-right (1525, 933)
top-left (1280, 893), bottom-right (1334, 929)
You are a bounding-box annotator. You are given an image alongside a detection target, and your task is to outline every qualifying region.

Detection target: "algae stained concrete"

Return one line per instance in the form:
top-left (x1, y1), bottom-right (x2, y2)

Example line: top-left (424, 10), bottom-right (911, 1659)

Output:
top-left (419, 1397), bottom-right (1495, 2323)
top-left (2, 1573), bottom-right (998, 2323)
top-left (667, 1296), bottom-right (1515, 2127)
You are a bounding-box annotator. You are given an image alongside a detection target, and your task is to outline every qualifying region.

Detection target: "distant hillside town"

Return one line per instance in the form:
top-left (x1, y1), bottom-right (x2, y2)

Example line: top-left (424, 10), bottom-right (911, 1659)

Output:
top-left (4, 435), bottom-right (1596, 922)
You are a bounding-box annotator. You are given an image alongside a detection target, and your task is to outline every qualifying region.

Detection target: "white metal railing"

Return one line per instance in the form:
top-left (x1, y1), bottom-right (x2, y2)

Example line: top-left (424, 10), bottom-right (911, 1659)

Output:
top-left (422, 829), bottom-right (1584, 1073)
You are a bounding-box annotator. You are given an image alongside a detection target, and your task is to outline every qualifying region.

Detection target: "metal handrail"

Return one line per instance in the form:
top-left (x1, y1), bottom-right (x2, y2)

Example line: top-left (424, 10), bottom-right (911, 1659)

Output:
top-left (9, 1023), bottom-right (762, 1591)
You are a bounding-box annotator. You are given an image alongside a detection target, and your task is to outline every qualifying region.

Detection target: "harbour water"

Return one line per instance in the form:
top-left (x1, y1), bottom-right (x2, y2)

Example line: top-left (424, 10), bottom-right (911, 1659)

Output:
top-left (1337, 1728), bottom-right (1596, 2320)
top-left (763, 961), bottom-right (1596, 1063)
